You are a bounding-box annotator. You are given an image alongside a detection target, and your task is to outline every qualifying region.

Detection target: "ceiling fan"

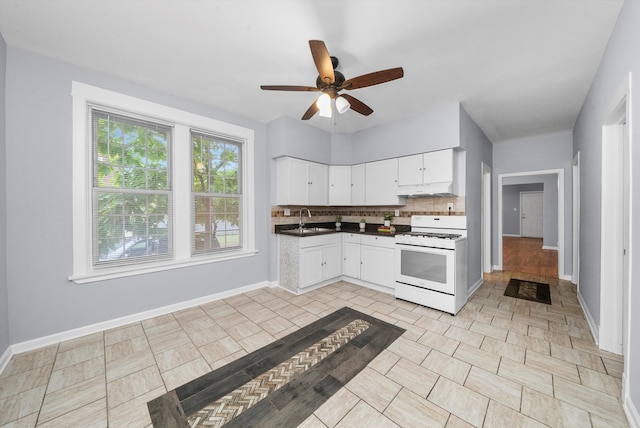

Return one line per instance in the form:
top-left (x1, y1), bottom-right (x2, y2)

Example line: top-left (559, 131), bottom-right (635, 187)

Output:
top-left (260, 40), bottom-right (404, 120)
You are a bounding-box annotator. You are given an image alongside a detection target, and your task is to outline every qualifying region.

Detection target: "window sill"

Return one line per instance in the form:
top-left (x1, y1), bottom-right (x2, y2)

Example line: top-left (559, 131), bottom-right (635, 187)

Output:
top-left (69, 249), bottom-right (258, 284)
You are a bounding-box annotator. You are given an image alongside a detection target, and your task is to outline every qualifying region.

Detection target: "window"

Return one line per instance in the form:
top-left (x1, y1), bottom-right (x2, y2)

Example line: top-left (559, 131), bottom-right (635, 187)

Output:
top-left (71, 82), bottom-right (255, 283)
top-left (92, 109), bottom-right (173, 266)
top-left (192, 132), bottom-right (241, 254)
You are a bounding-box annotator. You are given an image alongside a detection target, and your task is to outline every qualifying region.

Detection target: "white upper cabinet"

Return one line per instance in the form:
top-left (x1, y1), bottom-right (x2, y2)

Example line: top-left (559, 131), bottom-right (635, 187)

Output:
top-left (351, 164), bottom-right (366, 206)
top-left (397, 153), bottom-right (425, 186)
top-left (397, 149), bottom-right (459, 195)
top-left (398, 149), bottom-right (456, 186)
top-left (328, 165), bottom-right (352, 206)
top-left (308, 161), bottom-right (329, 205)
top-left (276, 157), bottom-right (328, 206)
top-left (423, 149), bottom-right (455, 184)
top-left (365, 158), bottom-right (405, 205)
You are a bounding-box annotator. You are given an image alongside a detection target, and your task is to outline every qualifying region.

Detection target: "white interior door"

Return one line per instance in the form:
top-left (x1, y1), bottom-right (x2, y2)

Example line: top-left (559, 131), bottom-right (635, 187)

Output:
top-left (521, 191), bottom-right (543, 237)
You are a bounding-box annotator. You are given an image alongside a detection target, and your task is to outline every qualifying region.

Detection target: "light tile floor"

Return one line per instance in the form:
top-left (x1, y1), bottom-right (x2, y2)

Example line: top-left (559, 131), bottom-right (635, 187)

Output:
top-left (0, 272), bottom-right (629, 427)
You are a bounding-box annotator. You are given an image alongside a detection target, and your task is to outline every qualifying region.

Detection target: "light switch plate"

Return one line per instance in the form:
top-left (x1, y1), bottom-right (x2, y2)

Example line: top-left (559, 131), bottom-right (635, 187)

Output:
top-left (284, 208), bottom-right (290, 216)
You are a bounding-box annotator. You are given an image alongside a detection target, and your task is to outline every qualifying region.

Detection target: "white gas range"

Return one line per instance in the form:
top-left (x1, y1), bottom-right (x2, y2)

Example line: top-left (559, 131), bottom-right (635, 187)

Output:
top-left (395, 215), bottom-right (468, 315)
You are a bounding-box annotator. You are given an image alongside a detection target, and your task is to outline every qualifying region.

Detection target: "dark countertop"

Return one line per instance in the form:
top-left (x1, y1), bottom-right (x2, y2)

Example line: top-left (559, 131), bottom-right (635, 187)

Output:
top-left (275, 222), bottom-right (409, 238)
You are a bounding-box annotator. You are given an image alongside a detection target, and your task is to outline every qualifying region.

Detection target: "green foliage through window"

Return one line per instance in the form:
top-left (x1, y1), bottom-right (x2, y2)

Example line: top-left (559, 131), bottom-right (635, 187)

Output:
top-left (192, 132), bottom-right (242, 254)
top-left (92, 109), bottom-right (172, 264)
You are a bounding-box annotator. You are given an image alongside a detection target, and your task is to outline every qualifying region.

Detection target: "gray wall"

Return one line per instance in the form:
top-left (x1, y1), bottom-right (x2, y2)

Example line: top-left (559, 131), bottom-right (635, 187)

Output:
top-left (4, 47), bottom-right (271, 343)
top-left (502, 174), bottom-right (558, 248)
top-left (349, 102), bottom-right (461, 163)
top-left (573, 0), bottom-right (639, 413)
top-left (459, 105), bottom-right (493, 291)
top-left (492, 131), bottom-right (573, 277)
top-left (0, 34), bottom-right (8, 357)
top-left (502, 183), bottom-right (544, 236)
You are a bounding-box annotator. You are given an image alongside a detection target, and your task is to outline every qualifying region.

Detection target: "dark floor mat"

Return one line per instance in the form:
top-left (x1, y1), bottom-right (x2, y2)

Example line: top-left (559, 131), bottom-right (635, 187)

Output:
top-left (148, 306), bottom-right (405, 428)
top-left (504, 278), bottom-right (552, 305)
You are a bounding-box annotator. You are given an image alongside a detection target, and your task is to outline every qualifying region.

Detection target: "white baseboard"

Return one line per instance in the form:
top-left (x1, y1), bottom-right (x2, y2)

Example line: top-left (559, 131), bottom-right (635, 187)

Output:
top-left (8, 280), bottom-right (271, 357)
top-left (502, 234), bottom-right (521, 237)
top-left (0, 346), bottom-right (12, 376)
top-left (577, 290), bottom-right (598, 344)
top-left (624, 380), bottom-right (640, 428)
top-left (493, 265), bottom-right (502, 271)
top-left (467, 277), bottom-right (484, 298)
top-left (542, 245), bottom-right (559, 251)
top-left (559, 274), bottom-right (573, 281)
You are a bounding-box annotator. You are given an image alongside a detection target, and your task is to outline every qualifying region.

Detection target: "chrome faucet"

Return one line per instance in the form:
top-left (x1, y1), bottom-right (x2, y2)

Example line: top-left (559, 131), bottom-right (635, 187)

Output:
top-left (299, 207), bottom-right (311, 229)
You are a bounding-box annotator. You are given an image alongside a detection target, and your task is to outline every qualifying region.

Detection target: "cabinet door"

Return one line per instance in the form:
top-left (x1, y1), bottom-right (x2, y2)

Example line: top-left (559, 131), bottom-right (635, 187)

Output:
top-left (361, 245), bottom-right (395, 288)
top-left (276, 157), bottom-right (309, 205)
top-left (398, 154), bottom-right (424, 186)
top-left (329, 165), bottom-right (352, 206)
top-left (322, 243), bottom-right (342, 280)
top-left (423, 149), bottom-right (454, 183)
top-left (308, 162), bottom-right (328, 205)
top-left (300, 246), bottom-right (324, 288)
top-left (351, 163), bottom-right (366, 206)
top-left (365, 158), bottom-right (402, 205)
top-left (342, 242), bottom-right (361, 279)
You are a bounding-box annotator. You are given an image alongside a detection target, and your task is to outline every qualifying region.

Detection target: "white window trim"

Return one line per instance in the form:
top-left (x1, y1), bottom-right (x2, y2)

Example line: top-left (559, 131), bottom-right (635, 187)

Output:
top-left (70, 82), bottom-right (256, 284)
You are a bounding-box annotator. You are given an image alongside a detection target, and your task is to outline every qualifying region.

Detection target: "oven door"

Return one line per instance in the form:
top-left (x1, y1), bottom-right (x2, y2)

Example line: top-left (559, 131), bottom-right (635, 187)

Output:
top-left (395, 243), bottom-right (456, 294)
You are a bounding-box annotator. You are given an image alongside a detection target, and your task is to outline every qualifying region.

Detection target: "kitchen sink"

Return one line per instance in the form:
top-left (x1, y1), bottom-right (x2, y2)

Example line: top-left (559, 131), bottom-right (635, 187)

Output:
top-left (280, 227), bottom-right (335, 235)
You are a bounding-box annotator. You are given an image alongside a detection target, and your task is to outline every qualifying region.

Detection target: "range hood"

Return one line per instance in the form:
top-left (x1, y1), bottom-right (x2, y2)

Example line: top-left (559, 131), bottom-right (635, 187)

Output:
top-left (397, 181), bottom-right (456, 197)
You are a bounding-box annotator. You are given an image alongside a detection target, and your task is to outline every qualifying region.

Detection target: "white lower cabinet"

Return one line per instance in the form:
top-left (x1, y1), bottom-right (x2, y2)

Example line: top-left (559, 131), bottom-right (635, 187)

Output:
top-left (360, 235), bottom-right (396, 289)
top-left (342, 233), bottom-right (395, 289)
top-left (342, 234), bottom-right (362, 279)
top-left (300, 243), bottom-right (341, 287)
top-left (279, 233), bottom-right (342, 293)
top-left (280, 232), bottom-right (395, 294)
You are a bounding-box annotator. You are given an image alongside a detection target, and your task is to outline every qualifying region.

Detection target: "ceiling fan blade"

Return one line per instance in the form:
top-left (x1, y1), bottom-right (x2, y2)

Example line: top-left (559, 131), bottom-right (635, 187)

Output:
top-left (260, 85), bottom-right (320, 92)
top-left (342, 67), bottom-right (404, 90)
top-left (309, 40), bottom-right (335, 85)
top-left (340, 94), bottom-right (373, 116)
top-left (301, 101), bottom-right (319, 120)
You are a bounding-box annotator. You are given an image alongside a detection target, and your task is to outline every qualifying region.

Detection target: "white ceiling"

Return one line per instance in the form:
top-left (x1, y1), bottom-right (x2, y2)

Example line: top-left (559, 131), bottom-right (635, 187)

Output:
top-left (0, 0), bottom-right (624, 143)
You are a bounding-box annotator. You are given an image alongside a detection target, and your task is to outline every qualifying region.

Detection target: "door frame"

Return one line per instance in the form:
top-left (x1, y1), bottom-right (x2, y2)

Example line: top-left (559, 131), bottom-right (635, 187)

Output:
top-left (599, 73), bottom-right (632, 360)
top-left (482, 162), bottom-right (492, 274)
top-left (520, 191), bottom-right (544, 238)
top-left (572, 152), bottom-right (581, 289)
top-left (497, 169), bottom-right (565, 278)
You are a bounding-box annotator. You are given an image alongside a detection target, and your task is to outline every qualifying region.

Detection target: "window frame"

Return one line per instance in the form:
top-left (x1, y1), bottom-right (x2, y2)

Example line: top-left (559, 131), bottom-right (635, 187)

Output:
top-left (70, 82), bottom-right (256, 283)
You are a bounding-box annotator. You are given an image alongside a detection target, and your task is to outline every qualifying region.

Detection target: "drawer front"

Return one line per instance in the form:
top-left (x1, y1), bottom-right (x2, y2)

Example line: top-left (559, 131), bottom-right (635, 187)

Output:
top-left (360, 234), bottom-right (395, 249)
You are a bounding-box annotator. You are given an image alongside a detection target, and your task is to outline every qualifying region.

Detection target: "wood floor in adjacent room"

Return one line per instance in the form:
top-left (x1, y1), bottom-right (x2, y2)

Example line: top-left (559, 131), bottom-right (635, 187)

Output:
top-left (503, 236), bottom-right (558, 278)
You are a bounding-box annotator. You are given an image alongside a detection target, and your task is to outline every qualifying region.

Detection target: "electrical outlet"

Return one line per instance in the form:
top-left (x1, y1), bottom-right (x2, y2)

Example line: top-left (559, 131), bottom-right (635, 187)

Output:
top-left (447, 203), bottom-right (454, 211)
top-left (284, 208), bottom-right (290, 216)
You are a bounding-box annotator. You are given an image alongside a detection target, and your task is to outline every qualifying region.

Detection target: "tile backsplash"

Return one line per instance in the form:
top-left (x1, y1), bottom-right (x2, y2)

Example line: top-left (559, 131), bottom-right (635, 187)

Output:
top-left (271, 196), bottom-right (465, 230)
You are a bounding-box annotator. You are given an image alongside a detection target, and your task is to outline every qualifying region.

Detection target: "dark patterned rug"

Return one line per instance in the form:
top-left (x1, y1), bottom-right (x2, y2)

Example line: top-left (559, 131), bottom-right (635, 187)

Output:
top-left (148, 306), bottom-right (405, 427)
top-left (504, 278), bottom-right (552, 305)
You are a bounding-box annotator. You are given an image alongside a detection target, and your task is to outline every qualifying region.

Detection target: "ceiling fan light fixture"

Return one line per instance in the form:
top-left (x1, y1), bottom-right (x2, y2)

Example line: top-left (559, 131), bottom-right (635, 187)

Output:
top-left (335, 96), bottom-right (350, 114)
top-left (317, 93), bottom-right (332, 117)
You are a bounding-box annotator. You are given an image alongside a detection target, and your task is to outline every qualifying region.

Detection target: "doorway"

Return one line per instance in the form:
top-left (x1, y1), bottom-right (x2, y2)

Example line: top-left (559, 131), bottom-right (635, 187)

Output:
top-left (497, 169), bottom-right (565, 278)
